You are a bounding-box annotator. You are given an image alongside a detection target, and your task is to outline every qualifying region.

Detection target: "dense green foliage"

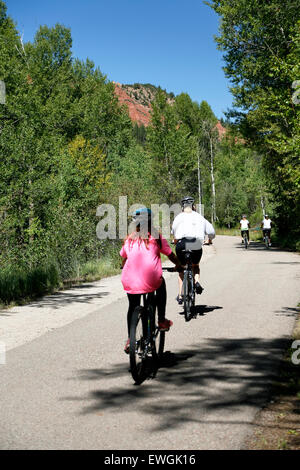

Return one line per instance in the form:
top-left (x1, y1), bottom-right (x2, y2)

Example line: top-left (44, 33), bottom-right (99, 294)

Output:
top-left (0, 1), bottom-right (283, 303)
top-left (207, 0), bottom-right (300, 246)
top-left (0, 2), bottom-right (132, 301)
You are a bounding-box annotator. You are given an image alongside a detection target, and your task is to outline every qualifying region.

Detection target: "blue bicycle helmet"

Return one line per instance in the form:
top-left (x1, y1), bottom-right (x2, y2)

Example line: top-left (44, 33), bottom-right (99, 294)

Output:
top-left (132, 207), bottom-right (152, 221)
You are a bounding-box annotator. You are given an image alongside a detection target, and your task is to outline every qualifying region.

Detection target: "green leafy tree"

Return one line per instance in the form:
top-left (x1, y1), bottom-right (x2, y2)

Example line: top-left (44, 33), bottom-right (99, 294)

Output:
top-left (207, 0), bottom-right (300, 244)
top-left (147, 90), bottom-right (197, 204)
top-left (215, 134), bottom-right (267, 227)
top-left (0, 6), bottom-right (134, 291)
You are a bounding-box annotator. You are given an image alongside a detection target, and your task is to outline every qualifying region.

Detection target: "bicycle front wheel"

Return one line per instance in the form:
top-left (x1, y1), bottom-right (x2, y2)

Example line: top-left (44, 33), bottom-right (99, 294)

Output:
top-left (129, 306), bottom-right (148, 384)
top-left (154, 328), bottom-right (165, 361)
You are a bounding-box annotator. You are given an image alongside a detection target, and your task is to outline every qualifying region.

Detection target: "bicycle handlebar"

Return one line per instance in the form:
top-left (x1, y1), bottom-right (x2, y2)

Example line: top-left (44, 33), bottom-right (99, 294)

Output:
top-left (121, 265), bottom-right (183, 272)
top-left (162, 266), bottom-right (184, 273)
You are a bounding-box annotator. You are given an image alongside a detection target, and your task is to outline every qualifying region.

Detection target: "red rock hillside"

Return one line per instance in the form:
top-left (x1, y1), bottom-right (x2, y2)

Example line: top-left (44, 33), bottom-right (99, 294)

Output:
top-left (215, 121), bottom-right (226, 139)
top-left (113, 82), bottom-right (151, 127)
top-left (113, 82), bottom-right (226, 139)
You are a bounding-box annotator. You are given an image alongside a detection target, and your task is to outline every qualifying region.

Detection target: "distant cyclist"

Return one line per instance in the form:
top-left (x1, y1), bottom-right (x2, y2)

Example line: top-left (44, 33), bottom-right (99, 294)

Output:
top-left (120, 208), bottom-right (181, 353)
top-left (240, 214), bottom-right (250, 244)
top-left (171, 196), bottom-right (215, 305)
top-left (261, 214), bottom-right (272, 246)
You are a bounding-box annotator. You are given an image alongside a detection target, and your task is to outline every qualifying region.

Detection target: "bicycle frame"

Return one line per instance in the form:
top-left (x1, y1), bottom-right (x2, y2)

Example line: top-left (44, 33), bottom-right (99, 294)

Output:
top-left (141, 294), bottom-right (157, 352)
top-left (183, 253), bottom-right (194, 291)
top-left (242, 230), bottom-right (248, 249)
top-left (162, 263), bottom-right (195, 321)
top-left (263, 230), bottom-right (270, 248)
top-left (182, 251), bottom-right (195, 321)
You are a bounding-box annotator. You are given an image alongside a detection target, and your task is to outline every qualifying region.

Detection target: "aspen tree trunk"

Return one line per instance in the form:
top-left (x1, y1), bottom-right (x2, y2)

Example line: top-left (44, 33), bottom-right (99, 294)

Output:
top-left (197, 145), bottom-right (202, 215)
top-left (210, 137), bottom-right (216, 223)
top-left (163, 141), bottom-right (173, 202)
top-left (260, 195), bottom-right (265, 217)
top-left (28, 177), bottom-right (34, 244)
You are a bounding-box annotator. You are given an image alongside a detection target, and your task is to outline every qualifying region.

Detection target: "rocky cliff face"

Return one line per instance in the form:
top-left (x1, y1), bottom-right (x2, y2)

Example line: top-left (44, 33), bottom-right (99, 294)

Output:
top-left (113, 82), bottom-right (151, 127)
top-left (113, 81), bottom-right (226, 139)
top-left (215, 121), bottom-right (227, 139)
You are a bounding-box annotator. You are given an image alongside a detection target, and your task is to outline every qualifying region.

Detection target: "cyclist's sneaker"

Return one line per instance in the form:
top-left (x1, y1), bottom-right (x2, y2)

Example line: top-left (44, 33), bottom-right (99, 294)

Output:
top-left (124, 338), bottom-right (130, 354)
top-left (195, 282), bottom-right (204, 294)
top-left (158, 318), bottom-right (173, 331)
top-left (176, 295), bottom-right (183, 305)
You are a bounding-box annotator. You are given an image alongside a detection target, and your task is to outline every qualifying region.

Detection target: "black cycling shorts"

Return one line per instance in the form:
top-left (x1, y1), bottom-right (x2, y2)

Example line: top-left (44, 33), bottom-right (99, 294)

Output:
top-left (175, 237), bottom-right (203, 265)
top-left (241, 230), bottom-right (249, 238)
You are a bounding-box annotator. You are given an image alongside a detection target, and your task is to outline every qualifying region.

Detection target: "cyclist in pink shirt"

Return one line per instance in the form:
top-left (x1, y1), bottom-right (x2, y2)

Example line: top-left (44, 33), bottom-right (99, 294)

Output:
top-left (120, 208), bottom-right (181, 353)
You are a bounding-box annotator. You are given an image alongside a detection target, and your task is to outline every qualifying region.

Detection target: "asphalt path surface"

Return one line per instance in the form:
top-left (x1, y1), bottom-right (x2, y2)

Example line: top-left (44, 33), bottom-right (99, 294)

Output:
top-left (0, 236), bottom-right (299, 450)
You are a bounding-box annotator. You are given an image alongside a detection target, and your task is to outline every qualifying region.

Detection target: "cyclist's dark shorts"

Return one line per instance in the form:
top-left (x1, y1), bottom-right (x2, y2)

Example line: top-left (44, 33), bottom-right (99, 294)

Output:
top-left (175, 237), bottom-right (203, 265)
top-left (241, 230), bottom-right (249, 238)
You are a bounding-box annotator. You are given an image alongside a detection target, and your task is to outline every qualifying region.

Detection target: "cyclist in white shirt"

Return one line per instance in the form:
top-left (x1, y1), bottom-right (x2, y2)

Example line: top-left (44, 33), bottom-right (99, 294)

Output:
top-left (261, 214), bottom-right (272, 246)
top-left (240, 214), bottom-right (250, 244)
top-left (172, 196), bottom-right (215, 304)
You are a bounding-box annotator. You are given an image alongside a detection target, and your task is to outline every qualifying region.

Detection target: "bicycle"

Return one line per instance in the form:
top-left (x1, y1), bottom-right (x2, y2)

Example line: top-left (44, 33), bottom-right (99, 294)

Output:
top-left (241, 229), bottom-right (249, 249)
top-left (129, 291), bottom-right (165, 385)
top-left (164, 254), bottom-right (195, 322)
top-left (263, 230), bottom-right (271, 249)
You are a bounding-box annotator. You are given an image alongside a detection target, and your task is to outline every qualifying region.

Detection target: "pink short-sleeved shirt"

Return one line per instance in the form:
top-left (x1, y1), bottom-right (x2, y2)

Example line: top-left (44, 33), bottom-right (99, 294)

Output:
top-left (120, 235), bottom-right (172, 294)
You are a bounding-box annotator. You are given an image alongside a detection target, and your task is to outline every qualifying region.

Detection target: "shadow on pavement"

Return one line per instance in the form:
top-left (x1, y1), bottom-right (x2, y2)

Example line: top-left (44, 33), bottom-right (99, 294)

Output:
top-left (235, 241), bottom-right (272, 251)
top-left (235, 241), bottom-right (299, 255)
top-left (27, 286), bottom-right (109, 309)
top-left (193, 305), bottom-right (223, 316)
top-left (272, 261), bottom-right (300, 265)
top-left (64, 336), bottom-right (297, 432)
top-left (177, 305), bottom-right (223, 318)
top-left (274, 306), bottom-right (300, 317)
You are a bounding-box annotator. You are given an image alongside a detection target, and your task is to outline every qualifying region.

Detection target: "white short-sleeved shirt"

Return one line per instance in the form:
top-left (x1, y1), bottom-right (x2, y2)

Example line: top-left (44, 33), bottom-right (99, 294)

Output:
top-left (262, 218), bottom-right (272, 229)
top-left (240, 219), bottom-right (250, 230)
top-left (172, 211), bottom-right (215, 243)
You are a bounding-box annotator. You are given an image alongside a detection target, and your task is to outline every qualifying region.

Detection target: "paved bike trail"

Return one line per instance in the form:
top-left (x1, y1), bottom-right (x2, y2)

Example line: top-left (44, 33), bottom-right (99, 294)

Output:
top-left (0, 236), bottom-right (299, 449)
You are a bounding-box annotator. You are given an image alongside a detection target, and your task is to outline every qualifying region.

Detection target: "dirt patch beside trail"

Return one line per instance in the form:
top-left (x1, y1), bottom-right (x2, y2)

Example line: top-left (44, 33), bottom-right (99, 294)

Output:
top-left (244, 311), bottom-right (300, 450)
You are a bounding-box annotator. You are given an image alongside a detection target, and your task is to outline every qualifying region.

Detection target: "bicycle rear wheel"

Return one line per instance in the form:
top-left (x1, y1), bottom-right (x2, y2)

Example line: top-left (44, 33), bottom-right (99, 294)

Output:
top-left (183, 271), bottom-right (193, 321)
top-left (129, 306), bottom-right (148, 384)
top-left (265, 235), bottom-right (269, 249)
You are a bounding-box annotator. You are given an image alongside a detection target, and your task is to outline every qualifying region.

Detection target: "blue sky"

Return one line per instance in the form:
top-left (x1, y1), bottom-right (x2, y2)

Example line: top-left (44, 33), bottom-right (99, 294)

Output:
top-left (5, 0), bottom-right (233, 119)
